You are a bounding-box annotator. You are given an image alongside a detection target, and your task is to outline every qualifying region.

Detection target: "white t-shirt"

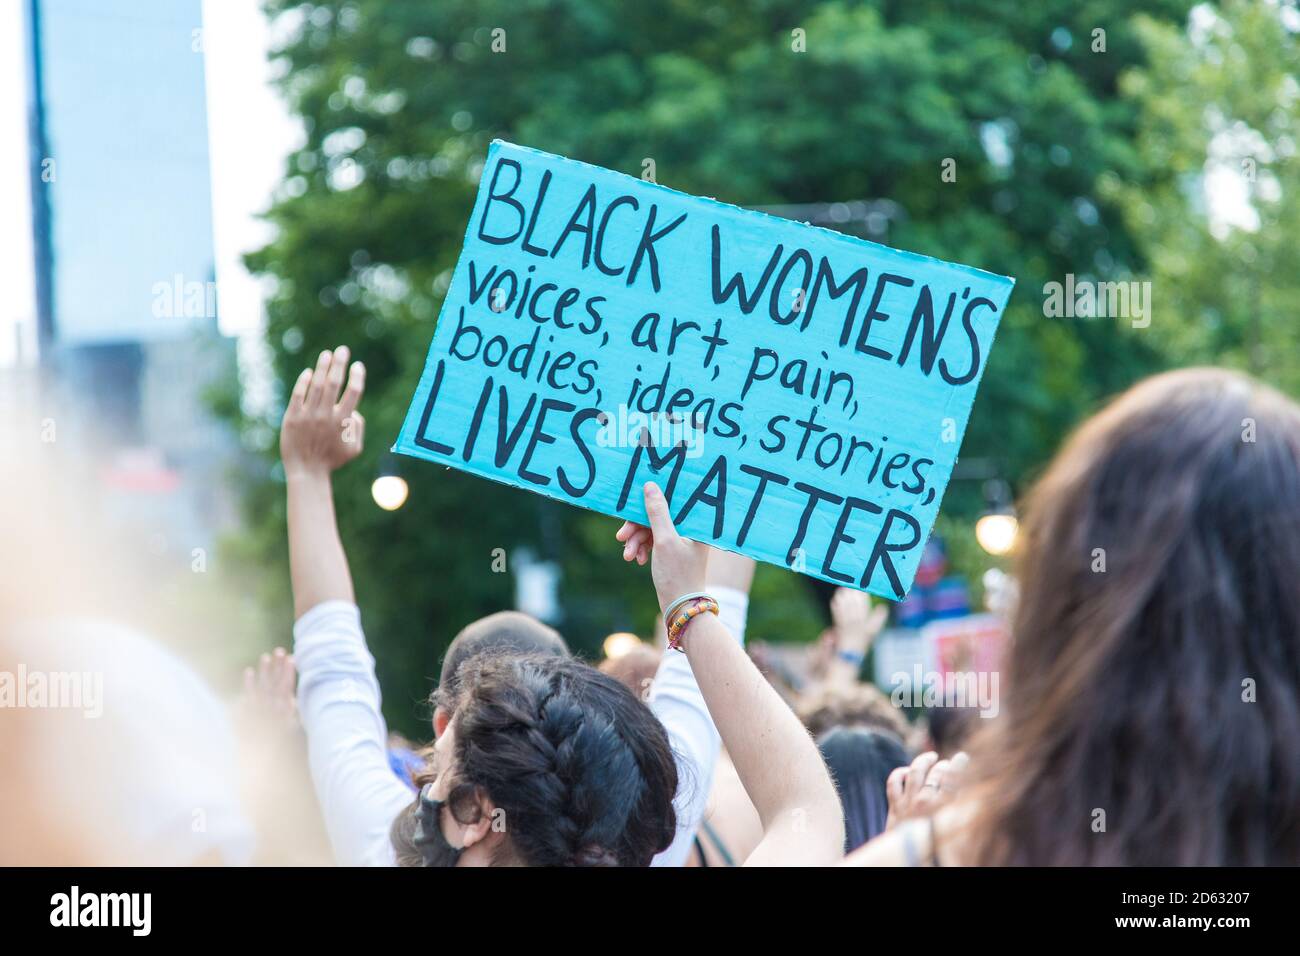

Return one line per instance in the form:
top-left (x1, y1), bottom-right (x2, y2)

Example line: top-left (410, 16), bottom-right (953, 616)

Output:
top-left (293, 590), bottom-right (748, 867)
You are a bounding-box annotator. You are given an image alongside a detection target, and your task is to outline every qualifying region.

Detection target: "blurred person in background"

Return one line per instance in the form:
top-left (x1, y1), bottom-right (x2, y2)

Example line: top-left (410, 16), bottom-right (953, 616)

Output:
top-left (922, 704), bottom-right (979, 759)
top-left (0, 641), bottom-right (84, 866)
top-left (432, 611), bottom-right (571, 735)
top-left (798, 683), bottom-right (917, 748)
top-left (237, 648), bottom-right (334, 864)
top-left (1, 413), bottom-right (257, 866)
top-left (387, 733), bottom-right (427, 791)
top-left (798, 591), bottom-right (914, 855)
top-left (819, 726), bottom-right (911, 852)
top-left (4, 619), bottom-right (254, 866)
top-left (598, 642), bottom-right (661, 699)
top-left (851, 368), bottom-right (1300, 866)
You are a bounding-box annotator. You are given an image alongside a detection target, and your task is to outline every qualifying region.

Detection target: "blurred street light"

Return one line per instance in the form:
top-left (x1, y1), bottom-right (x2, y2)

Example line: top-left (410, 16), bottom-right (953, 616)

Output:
top-left (975, 513), bottom-right (1018, 556)
top-left (975, 477), bottom-right (1018, 556)
top-left (602, 632), bottom-right (642, 660)
top-left (371, 454), bottom-right (408, 510)
top-left (371, 475), bottom-right (408, 511)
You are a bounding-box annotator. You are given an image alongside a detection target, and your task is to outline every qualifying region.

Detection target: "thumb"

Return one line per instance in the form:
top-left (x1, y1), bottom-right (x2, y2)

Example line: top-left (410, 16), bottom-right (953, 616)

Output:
top-left (643, 482), bottom-right (678, 541)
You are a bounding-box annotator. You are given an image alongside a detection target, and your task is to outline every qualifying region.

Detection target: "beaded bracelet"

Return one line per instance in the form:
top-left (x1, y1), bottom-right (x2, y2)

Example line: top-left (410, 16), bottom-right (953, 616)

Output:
top-left (666, 596), bottom-right (720, 652)
top-left (663, 590), bottom-right (712, 623)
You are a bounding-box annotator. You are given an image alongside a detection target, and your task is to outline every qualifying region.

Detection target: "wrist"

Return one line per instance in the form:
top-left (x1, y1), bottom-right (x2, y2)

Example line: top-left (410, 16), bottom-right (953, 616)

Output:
top-left (658, 585), bottom-right (704, 618)
top-left (835, 648), bottom-right (866, 668)
top-left (666, 595), bottom-right (720, 652)
top-left (835, 628), bottom-right (872, 653)
top-left (284, 464), bottom-right (333, 485)
top-left (837, 639), bottom-right (870, 657)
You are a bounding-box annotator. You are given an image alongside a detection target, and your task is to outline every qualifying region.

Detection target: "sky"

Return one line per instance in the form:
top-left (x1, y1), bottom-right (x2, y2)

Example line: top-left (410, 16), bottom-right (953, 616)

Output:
top-left (199, 0), bottom-right (303, 339)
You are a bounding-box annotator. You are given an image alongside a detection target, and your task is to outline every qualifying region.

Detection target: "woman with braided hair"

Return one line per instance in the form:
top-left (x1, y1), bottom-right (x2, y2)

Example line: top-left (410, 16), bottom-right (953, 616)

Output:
top-left (394, 652), bottom-right (678, 866)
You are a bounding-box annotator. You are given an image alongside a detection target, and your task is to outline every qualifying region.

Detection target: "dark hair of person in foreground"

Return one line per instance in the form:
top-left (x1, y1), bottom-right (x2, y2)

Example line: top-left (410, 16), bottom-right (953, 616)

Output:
top-left (394, 652), bottom-right (678, 867)
top-left (964, 368), bottom-right (1300, 865)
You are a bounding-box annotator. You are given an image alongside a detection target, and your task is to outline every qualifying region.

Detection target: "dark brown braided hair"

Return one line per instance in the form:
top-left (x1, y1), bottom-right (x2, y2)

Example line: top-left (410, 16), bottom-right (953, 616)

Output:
top-left (394, 652), bottom-right (678, 866)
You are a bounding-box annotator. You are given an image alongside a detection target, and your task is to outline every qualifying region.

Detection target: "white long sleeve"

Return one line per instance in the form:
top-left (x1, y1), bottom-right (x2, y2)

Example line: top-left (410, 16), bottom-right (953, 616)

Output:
top-left (293, 601), bottom-right (412, 867)
top-left (649, 586), bottom-right (748, 867)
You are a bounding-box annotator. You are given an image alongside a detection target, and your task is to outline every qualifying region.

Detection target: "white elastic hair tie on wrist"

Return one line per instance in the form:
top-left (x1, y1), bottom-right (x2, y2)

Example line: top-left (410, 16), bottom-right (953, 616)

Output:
top-left (664, 590), bottom-right (712, 619)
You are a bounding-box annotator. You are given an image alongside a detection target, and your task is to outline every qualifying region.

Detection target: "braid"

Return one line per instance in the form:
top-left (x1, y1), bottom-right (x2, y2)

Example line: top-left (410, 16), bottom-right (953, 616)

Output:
top-left (449, 653), bottom-right (677, 866)
top-left (538, 683), bottom-right (642, 865)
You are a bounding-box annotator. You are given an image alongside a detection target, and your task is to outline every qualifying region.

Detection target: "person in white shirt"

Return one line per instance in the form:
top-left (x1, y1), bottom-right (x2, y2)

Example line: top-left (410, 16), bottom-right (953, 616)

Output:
top-left (281, 346), bottom-right (751, 866)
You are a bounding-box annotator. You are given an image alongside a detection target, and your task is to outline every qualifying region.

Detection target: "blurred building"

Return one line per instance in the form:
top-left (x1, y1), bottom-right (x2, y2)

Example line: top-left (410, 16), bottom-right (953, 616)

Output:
top-left (23, 0), bottom-right (240, 559)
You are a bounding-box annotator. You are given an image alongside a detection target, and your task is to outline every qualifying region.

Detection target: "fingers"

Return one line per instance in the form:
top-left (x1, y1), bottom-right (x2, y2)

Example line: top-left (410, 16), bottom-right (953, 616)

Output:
top-left (925, 758), bottom-right (952, 794)
top-left (903, 751), bottom-right (940, 801)
top-left (642, 482), bottom-right (678, 541)
top-left (947, 751), bottom-right (970, 790)
top-left (288, 367), bottom-right (313, 411)
top-left (271, 648), bottom-right (296, 718)
top-left (887, 751), bottom-right (949, 828)
top-left (617, 519), bottom-right (655, 564)
top-left (839, 588), bottom-right (869, 616)
top-left (622, 526), bottom-right (652, 563)
top-left (271, 647), bottom-right (295, 698)
top-left (242, 649), bottom-right (297, 722)
top-left (256, 652), bottom-right (273, 697)
top-left (304, 350), bottom-right (334, 409)
top-left (886, 765), bottom-right (908, 809)
top-left (336, 359), bottom-right (366, 418)
top-left (831, 588), bottom-right (872, 633)
top-left (323, 345), bottom-right (351, 408)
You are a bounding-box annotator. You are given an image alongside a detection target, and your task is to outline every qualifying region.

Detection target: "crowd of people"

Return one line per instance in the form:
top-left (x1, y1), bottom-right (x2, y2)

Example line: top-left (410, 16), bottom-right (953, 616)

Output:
top-left (4, 345), bottom-right (1298, 867)
top-left (248, 347), bottom-right (1300, 866)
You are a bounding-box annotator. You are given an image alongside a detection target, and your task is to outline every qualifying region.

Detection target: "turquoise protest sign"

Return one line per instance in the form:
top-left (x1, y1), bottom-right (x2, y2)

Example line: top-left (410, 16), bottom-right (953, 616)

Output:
top-left (395, 141), bottom-right (1014, 599)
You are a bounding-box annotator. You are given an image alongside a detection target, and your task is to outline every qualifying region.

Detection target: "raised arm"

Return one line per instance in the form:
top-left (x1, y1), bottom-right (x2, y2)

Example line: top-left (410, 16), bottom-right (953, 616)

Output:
top-left (645, 544), bottom-right (755, 866)
top-left (823, 587), bottom-right (889, 691)
top-left (280, 347), bottom-right (413, 866)
top-left (281, 346), bottom-right (366, 619)
top-left (617, 482), bottom-right (844, 866)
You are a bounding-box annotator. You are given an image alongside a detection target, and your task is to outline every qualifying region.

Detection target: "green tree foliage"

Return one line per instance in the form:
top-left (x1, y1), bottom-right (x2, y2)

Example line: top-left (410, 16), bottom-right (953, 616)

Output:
top-left (236, 0), bottom-right (1197, 735)
top-left (1117, 0), bottom-right (1300, 388)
